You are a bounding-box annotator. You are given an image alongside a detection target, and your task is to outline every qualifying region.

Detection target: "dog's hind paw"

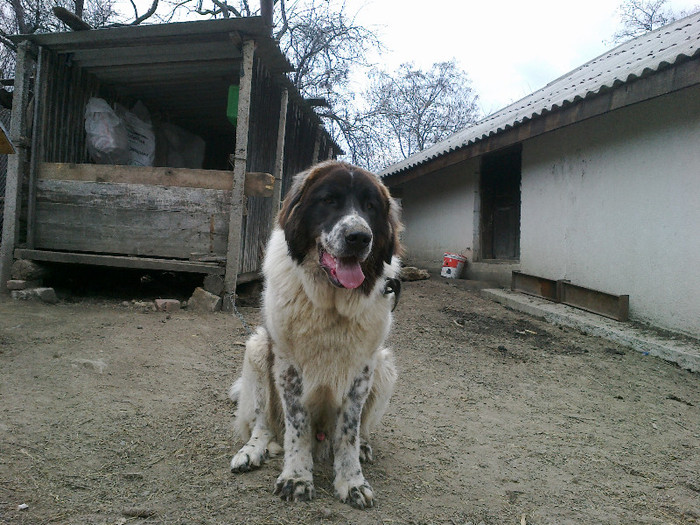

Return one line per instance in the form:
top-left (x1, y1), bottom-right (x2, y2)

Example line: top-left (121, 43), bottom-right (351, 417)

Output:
top-left (230, 447), bottom-right (268, 473)
top-left (274, 476), bottom-right (315, 502)
top-left (359, 440), bottom-right (373, 463)
top-left (335, 479), bottom-right (375, 509)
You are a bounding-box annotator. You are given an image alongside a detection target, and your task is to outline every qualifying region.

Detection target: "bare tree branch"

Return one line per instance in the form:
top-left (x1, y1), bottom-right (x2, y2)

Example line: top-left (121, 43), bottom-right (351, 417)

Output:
top-left (611, 0), bottom-right (680, 43)
top-left (356, 60), bottom-right (480, 170)
top-left (0, 29), bottom-right (18, 52)
top-left (131, 0), bottom-right (159, 25)
top-left (275, 0), bottom-right (289, 41)
top-left (53, 7), bottom-right (93, 31)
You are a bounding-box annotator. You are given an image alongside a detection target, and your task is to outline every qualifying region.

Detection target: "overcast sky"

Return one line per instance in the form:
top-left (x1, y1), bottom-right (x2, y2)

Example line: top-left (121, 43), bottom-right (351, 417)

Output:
top-left (119, 0), bottom-right (698, 115)
top-left (346, 0), bottom-right (699, 115)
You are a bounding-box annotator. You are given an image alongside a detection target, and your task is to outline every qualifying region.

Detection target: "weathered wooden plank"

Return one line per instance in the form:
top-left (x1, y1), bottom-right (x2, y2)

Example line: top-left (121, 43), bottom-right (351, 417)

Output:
top-left (511, 271), bottom-right (559, 302)
top-left (0, 42), bottom-right (34, 291)
top-left (38, 162), bottom-right (273, 196)
top-left (34, 179), bottom-right (231, 258)
top-left (223, 38), bottom-right (255, 307)
top-left (560, 282), bottom-right (630, 322)
top-left (270, 88), bottom-right (289, 229)
top-left (35, 204), bottom-right (230, 258)
top-left (72, 42), bottom-right (242, 68)
top-left (37, 179), bottom-right (230, 211)
top-left (26, 46), bottom-right (49, 248)
top-left (14, 248), bottom-right (225, 275)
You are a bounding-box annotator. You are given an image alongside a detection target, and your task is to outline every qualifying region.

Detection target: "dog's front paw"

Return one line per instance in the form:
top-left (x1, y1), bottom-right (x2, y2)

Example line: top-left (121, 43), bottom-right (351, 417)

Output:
top-left (230, 447), bottom-right (268, 473)
top-left (274, 475), bottom-right (315, 502)
top-left (335, 478), bottom-right (375, 509)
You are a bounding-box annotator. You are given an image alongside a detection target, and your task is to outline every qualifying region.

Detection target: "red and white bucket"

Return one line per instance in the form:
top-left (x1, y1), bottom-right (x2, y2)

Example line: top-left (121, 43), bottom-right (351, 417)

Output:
top-left (441, 253), bottom-right (467, 279)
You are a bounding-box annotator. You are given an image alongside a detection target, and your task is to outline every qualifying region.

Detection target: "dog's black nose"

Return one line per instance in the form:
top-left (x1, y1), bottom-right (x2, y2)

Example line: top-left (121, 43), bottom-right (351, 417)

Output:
top-left (346, 231), bottom-right (372, 248)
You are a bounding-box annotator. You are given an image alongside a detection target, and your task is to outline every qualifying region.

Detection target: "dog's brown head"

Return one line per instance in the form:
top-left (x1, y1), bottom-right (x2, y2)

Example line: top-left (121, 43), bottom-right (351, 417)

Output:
top-left (278, 161), bottom-right (402, 293)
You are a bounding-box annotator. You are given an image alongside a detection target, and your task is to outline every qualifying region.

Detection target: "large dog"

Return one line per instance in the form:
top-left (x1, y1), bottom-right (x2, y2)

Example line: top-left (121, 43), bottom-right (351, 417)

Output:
top-left (230, 160), bottom-right (402, 509)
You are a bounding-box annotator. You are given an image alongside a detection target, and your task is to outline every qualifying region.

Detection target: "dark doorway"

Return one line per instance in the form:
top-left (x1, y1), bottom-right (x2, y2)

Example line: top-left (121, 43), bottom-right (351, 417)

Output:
top-left (480, 147), bottom-right (521, 260)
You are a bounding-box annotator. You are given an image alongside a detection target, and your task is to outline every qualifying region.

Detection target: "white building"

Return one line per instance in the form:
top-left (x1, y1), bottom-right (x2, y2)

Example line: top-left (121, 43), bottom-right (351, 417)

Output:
top-left (381, 13), bottom-right (700, 339)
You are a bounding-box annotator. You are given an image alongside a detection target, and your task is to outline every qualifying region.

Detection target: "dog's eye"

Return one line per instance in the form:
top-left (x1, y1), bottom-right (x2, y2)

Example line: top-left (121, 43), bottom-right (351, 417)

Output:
top-left (365, 202), bottom-right (373, 210)
top-left (323, 196), bottom-right (336, 205)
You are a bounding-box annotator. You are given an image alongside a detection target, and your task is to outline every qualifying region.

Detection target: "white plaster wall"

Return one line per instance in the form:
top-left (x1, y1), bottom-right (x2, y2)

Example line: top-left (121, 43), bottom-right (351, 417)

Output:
top-left (521, 85), bottom-right (700, 337)
top-left (398, 160), bottom-right (479, 267)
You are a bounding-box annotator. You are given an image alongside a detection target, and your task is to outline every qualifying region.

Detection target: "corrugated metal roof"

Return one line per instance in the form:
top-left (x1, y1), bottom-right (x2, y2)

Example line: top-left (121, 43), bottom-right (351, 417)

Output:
top-left (381, 11), bottom-right (700, 177)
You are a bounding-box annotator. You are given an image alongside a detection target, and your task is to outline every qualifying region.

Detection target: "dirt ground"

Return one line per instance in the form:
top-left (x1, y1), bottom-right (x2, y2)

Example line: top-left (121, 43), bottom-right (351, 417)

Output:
top-left (1, 275), bottom-right (699, 525)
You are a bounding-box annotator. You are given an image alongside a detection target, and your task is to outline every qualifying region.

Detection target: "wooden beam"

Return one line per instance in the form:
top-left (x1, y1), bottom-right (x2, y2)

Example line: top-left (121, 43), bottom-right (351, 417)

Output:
top-left (26, 46), bottom-right (48, 249)
top-left (270, 88), bottom-right (289, 230)
top-left (312, 128), bottom-right (321, 164)
top-left (14, 249), bottom-right (225, 275)
top-left (560, 281), bottom-right (629, 322)
top-left (38, 163), bottom-right (274, 197)
top-left (70, 42), bottom-right (241, 68)
top-left (223, 38), bottom-right (255, 309)
top-left (511, 271), bottom-right (559, 302)
top-left (0, 42), bottom-right (34, 292)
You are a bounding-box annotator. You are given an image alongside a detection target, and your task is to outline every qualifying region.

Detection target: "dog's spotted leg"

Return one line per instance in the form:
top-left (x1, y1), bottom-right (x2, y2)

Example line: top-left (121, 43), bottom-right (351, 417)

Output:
top-left (274, 363), bottom-right (315, 502)
top-left (333, 365), bottom-right (375, 509)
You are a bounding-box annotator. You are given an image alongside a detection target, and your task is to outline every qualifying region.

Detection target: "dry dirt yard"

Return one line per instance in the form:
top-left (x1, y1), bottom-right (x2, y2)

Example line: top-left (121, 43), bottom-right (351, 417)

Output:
top-left (1, 276), bottom-right (699, 525)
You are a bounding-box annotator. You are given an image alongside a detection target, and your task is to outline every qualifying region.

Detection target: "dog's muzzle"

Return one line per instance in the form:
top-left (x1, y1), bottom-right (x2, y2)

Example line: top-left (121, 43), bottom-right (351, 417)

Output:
top-left (319, 215), bottom-right (373, 289)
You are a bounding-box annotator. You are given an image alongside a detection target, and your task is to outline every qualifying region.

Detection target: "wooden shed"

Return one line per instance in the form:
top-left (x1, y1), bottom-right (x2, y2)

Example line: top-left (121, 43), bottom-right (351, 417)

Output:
top-left (0, 17), bottom-right (340, 306)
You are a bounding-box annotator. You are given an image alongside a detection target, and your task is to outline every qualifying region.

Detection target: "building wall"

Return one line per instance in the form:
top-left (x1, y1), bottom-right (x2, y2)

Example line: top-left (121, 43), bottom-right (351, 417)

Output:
top-left (398, 160), bottom-right (479, 268)
top-left (521, 84), bottom-right (700, 337)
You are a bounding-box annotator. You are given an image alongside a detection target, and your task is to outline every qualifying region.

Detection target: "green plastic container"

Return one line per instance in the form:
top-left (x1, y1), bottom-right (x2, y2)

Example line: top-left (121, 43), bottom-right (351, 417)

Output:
top-left (227, 85), bottom-right (239, 126)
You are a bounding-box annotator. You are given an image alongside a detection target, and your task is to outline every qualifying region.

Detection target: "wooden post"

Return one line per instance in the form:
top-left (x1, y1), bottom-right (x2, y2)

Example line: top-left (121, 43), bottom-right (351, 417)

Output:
top-left (26, 46), bottom-right (47, 249)
top-left (223, 39), bottom-right (255, 311)
top-left (260, 0), bottom-right (273, 29)
top-left (0, 42), bottom-right (34, 291)
top-left (269, 88), bottom-right (288, 231)
top-left (312, 128), bottom-right (322, 163)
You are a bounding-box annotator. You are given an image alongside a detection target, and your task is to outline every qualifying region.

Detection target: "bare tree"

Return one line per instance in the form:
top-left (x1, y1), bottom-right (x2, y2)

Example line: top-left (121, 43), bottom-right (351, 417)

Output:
top-left (351, 60), bottom-right (480, 171)
top-left (0, 0), bottom-right (159, 81)
top-left (611, 0), bottom-right (699, 43)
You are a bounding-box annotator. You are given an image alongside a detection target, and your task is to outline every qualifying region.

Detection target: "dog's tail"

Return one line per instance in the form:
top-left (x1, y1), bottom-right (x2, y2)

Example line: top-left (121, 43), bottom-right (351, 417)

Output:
top-left (228, 377), bottom-right (243, 404)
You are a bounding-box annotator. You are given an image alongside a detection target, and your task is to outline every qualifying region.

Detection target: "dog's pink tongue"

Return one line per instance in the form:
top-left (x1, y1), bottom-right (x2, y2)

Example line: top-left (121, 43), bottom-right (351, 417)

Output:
top-left (335, 259), bottom-right (365, 289)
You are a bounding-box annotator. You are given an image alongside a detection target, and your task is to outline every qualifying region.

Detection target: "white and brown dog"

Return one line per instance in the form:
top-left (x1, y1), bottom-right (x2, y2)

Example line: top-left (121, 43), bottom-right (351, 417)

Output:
top-left (229, 160), bottom-right (402, 508)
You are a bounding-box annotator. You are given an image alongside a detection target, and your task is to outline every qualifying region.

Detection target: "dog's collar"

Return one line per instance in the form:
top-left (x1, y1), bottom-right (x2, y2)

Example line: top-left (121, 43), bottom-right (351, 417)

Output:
top-left (383, 277), bottom-right (401, 312)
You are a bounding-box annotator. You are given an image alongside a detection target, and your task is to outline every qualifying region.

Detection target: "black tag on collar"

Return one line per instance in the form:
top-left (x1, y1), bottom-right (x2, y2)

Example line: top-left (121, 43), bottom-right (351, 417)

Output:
top-left (383, 277), bottom-right (401, 312)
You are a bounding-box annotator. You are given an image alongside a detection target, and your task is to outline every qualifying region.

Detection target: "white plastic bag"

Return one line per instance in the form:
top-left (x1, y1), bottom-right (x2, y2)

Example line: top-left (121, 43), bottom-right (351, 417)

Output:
top-left (156, 122), bottom-right (206, 169)
top-left (115, 102), bottom-right (156, 167)
top-left (84, 97), bottom-right (129, 165)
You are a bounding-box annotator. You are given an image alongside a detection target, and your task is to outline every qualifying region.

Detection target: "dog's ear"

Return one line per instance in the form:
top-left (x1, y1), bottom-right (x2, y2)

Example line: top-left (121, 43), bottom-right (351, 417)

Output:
top-left (278, 171), bottom-right (312, 264)
top-left (384, 195), bottom-right (403, 264)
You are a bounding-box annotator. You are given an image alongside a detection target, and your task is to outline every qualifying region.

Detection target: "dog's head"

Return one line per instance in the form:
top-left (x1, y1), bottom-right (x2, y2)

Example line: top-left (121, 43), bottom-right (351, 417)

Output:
top-left (278, 161), bottom-right (402, 293)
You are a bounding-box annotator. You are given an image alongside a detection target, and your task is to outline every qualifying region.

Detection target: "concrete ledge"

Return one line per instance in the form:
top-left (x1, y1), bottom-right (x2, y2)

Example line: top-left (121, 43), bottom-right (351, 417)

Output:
top-left (482, 288), bottom-right (700, 373)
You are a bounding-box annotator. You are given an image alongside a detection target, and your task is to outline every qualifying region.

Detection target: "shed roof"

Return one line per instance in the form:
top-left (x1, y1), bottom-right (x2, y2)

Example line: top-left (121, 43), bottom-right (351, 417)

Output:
top-left (381, 11), bottom-right (700, 179)
top-left (11, 18), bottom-right (327, 139)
